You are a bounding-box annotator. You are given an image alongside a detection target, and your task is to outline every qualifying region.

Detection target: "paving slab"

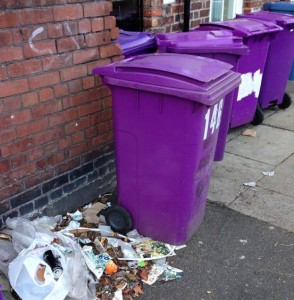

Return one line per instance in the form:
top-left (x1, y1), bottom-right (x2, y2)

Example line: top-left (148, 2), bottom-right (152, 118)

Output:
top-left (229, 187), bottom-right (294, 233)
top-left (225, 125), bottom-right (294, 166)
top-left (274, 153), bottom-right (294, 178)
top-left (141, 203), bottom-right (294, 300)
top-left (258, 171), bottom-right (294, 199)
top-left (208, 153), bottom-right (273, 205)
top-left (286, 81), bottom-right (294, 93)
top-left (263, 103), bottom-right (294, 131)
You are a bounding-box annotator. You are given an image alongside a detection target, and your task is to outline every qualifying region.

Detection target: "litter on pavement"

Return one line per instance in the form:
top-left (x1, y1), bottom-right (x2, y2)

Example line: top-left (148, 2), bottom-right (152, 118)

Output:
top-left (0, 193), bottom-right (184, 300)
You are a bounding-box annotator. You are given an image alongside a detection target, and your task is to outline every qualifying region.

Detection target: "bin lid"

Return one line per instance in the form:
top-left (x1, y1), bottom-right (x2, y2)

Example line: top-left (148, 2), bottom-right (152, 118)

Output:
top-left (199, 18), bottom-right (281, 37)
top-left (93, 53), bottom-right (241, 105)
top-left (156, 30), bottom-right (249, 55)
top-left (237, 12), bottom-right (294, 27)
top-left (263, 2), bottom-right (294, 13)
top-left (116, 30), bottom-right (156, 56)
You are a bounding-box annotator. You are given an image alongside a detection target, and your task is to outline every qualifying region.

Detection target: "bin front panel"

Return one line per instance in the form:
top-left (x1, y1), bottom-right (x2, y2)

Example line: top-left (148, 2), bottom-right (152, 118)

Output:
top-left (111, 86), bottom-right (224, 244)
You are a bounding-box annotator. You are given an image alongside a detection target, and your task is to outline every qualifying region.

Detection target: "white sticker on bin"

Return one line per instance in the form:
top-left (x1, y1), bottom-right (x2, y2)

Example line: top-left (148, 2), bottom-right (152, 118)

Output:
top-left (203, 98), bottom-right (223, 141)
top-left (237, 69), bottom-right (263, 101)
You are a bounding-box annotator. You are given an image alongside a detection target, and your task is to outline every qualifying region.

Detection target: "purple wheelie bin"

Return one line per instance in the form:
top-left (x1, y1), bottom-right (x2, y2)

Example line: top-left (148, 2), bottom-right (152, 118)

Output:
top-left (236, 12), bottom-right (294, 110)
top-left (198, 18), bottom-right (281, 127)
top-left (116, 30), bottom-right (156, 58)
top-left (156, 30), bottom-right (249, 161)
top-left (93, 53), bottom-right (240, 244)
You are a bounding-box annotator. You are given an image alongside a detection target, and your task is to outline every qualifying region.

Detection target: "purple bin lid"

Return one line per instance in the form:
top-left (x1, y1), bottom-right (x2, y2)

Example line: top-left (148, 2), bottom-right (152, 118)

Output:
top-left (200, 18), bottom-right (282, 37)
top-left (237, 11), bottom-right (294, 27)
top-left (156, 30), bottom-right (249, 55)
top-left (116, 30), bottom-right (156, 56)
top-left (93, 53), bottom-right (241, 105)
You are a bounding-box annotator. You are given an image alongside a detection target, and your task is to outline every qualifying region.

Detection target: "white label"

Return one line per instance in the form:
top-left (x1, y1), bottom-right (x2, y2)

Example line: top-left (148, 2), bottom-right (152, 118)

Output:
top-left (237, 69), bottom-right (263, 101)
top-left (203, 99), bottom-right (224, 141)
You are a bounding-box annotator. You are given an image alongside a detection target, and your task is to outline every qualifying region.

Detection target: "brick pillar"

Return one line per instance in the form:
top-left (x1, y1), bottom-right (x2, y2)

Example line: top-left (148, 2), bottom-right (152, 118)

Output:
top-left (0, 0), bottom-right (123, 227)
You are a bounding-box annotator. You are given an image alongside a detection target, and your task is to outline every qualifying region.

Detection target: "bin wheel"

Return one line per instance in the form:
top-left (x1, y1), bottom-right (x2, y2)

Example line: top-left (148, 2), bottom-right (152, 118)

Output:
top-left (103, 205), bottom-right (133, 234)
top-left (251, 105), bottom-right (264, 126)
top-left (278, 93), bottom-right (292, 109)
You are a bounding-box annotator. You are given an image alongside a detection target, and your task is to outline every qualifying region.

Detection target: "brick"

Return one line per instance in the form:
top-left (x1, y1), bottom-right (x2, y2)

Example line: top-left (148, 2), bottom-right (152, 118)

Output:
top-left (92, 134), bottom-right (105, 147)
top-left (200, 9), bottom-right (209, 17)
top-left (39, 88), bottom-right (54, 102)
top-left (104, 16), bottom-right (116, 30)
top-left (0, 30), bottom-right (13, 46)
top-left (68, 79), bottom-right (82, 94)
top-left (43, 141), bottom-right (58, 156)
top-left (83, 2), bottom-right (111, 17)
top-left (0, 160), bottom-right (10, 173)
top-left (0, 128), bottom-right (16, 144)
top-left (42, 53), bottom-right (73, 71)
top-left (100, 43), bottom-right (122, 58)
top-left (37, 152), bottom-right (65, 170)
top-left (17, 118), bottom-right (49, 138)
top-left (69, 140), bottom-right (90, 157)
top-left (111, 27), bottom-right (120, 40)
top-left (85, 32), bottom-right (104, 47)
top-left (53, 5), bottom-right (83, 21)
top-left (33, 127), bottom-right (64, 145)
top-left (91, 18), bottom-right (104, 32)
top-left (70, 162), bottom-right (93, 180)
top-left (21, 26), bottom-right (48, 42)
top-left (65, 117), bottom-right (90, 134)
top-left (57, 35), bottom-right (85, 52)
top-left (29, 71), bottom-right (60, 89)
top-left (86, 59), bottom-right (111, 74)
top-left (23, 40), bottom-right (57, 58)
top-left (0, 11), bottom-right (19, 28)
top-left (47, 23), bottom-right (63, 38)
top-left (1, 138), bottom-right (35, 158)
top-left (33, 0), bottom-right (65, 5)
top-left (8, 59), bottom-right (42, 78)
top-left (102, 96), bottom-right (112, 109)
top-left (0, 0), bottom-right (17, 9)
top-left (20, 8), bottom-right (53, 25)
top-left (27, 147), bottom-right (43, 162)
top-left (58, 136), bottom-right (71, 150)
top-left (11, 153), bottom-right (27, 169)
top-left (0, 183), bottom-right (24, 202)
top-left (143, 8), bottom-right (162, 17)
top-left (0, 47), bottom-right (23, 63)
top-left (63, 21), bottom-right (79, 36)
top-left (3, 96), bottom-right (22, 115)
top-left (85, 126), bottom-right (97, 139)
top-left (35, 196), bottom-right (49, 209)
top-left (0, 200), bottom-right (10, 215)
top-left (50, 188), bottom-right (63, 200)
top-left (60, 65), bottom-right (87, 82)
top-left (77, 100), bottom-right (102, 117)
top-left (19, 202), bottom-right (34, 216)
top-left (72, 130), bottom-right (85, 145)
top-left (63, 90), bottom-right (89, 108)
top-left (56, 157), bottom-right (80, 174)
top-left (82, 76), bottom-right (95, 90)
top-left (78, 19), bottom-right (91, 33)
top-left (73, 48), bottom-right (99, 64)
top-left (0, 79), bottom-right (28, 98)
top-left (32, 100), bottom-right (62, 119)
top-left (11, 28), bottom-right (23, 44)
top-left (0, 66), bottom-right (8, 81)
top-left (42, 173), bottom-right (68, 193)
top-left (10, 187), bottom-right (41, 208)
top-left (0, 110), bottom-right (32, 131)
top-left (48, 108), bottom-right (78, 126)
top-left (54, 84), bottom-right (69, 97)
top-left (22, 92), bottom-right (39, 107)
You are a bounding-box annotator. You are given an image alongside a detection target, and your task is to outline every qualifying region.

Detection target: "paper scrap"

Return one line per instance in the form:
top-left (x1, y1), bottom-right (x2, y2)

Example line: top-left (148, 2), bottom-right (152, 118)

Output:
top-left (242, 129), bottom-right (256, 137)
top-left (243, 182), bottom-right (256, 187)
top-left (262, 171), bottom-right (275, 177)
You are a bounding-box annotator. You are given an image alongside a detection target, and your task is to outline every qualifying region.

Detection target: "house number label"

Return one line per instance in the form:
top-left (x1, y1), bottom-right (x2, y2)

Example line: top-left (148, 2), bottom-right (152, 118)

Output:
top-left (203, 98), bottom-right (223, 141)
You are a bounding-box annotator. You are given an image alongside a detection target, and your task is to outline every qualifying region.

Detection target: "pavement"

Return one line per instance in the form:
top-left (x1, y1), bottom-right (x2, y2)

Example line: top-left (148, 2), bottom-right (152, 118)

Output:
top-left (1, 84), bottom-right (293, 299)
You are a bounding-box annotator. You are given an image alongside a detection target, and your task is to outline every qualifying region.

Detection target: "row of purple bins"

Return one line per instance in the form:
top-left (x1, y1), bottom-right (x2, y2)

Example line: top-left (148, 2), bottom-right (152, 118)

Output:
top-left (92, 11), bottom-right (294, 245)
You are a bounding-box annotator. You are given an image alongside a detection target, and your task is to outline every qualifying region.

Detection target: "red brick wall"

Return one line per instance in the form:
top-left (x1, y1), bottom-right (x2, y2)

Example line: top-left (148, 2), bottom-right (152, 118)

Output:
top-left (243, 0), bottom-right (279, 14)
top-left (143, 0), bottom-right (210, 33)
top-left (0, 0), bottom-right (122, 227)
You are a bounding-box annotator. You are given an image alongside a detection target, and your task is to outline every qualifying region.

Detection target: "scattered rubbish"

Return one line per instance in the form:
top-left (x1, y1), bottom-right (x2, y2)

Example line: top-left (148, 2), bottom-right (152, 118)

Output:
top-left (207, 290), bottom-right (212, 294)
top-left (198, 241), bottom-right (203, 245)
top-left (1, 193), bottom-right (185, 300)
top-left (243, 182), bottom-right (256, 187)
top-left (242, 128), bottom-right (256, 137)
top-left (239, 239), bottom-right (248, 245)
top-left (239, 255), bottom-right (246, 260)
top-left (269, 226), bottom-right (275, 230)
top-left (262, 171), bottom-right (275, 176)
